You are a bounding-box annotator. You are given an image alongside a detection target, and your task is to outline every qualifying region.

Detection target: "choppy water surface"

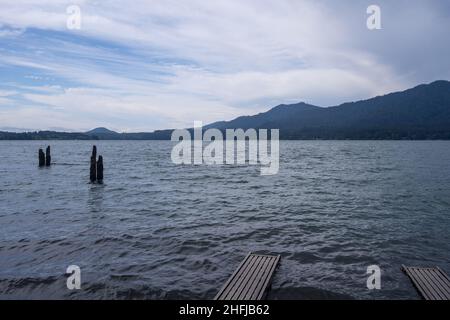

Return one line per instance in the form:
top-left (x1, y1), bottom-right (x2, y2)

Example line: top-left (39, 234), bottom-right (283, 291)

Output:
top-left (0, 141), bottom-right (449, 299)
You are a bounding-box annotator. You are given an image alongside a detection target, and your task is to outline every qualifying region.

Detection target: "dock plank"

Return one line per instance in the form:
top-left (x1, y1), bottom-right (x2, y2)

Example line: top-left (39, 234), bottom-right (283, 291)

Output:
top-left (215, 253), bottom-right (280, 300)
top-left (402, 266), bottom-right (450, 300)
top-left (227, 255), bottom-right (262, 300)
top-left (252, 256), bottom-right (280, 300)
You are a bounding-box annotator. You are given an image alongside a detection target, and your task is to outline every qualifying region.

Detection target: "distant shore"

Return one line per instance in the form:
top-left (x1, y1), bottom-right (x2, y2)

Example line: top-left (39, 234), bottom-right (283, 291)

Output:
top-left (1, 130), bottom-right (450, 141)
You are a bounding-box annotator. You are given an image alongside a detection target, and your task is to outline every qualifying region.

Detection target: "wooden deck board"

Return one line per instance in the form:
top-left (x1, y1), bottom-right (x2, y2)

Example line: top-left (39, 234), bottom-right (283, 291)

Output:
top-left (242, 256), bottom-right (272, 300)
top-left (215, 253), bottom-right (280, 300)
top-left (254, 256), bottom-right (280, 300)
top-left (402, 266), bottom-right (450, 300)
top-left (229, 255), bottom-right (262, 300)
top-left (232, 256), bottom-right (264, 300)
top-left (247, 257), bottom-right (272, 300)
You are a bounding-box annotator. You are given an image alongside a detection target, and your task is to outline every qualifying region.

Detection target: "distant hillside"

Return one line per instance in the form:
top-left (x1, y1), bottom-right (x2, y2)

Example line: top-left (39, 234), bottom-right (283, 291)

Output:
top-left (0, 131), bottom-right (96, 140)
top-left (207, 80), bottom-right (450, 139)
top-left (85, 127), bottom-right (121, 139)
top-left (0, 128), bottom-right (173, 140)
top-left (85, 128), bottom-right (173, 140)
top-left (1, 80), bottom-right (450, 140)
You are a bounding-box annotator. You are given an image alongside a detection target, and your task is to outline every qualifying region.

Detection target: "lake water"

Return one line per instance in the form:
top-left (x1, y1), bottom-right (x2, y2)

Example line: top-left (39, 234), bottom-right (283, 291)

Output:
top-left (0, 140), bottom-right (449, 299)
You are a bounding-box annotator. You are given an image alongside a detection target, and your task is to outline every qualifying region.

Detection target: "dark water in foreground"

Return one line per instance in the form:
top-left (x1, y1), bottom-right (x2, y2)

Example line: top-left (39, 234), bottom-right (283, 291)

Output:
top-left (0, 141), bottom-right (449, 300)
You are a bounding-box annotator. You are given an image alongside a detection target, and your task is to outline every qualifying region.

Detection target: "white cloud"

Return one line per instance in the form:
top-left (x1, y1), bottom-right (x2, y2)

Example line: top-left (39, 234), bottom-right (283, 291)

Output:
top-left (0, 90), bottom-right (18, 96)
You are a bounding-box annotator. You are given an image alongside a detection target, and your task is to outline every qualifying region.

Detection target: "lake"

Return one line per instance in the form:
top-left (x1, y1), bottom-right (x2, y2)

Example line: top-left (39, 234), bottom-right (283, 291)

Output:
top-left (0, 140), bottom-right (449, 299)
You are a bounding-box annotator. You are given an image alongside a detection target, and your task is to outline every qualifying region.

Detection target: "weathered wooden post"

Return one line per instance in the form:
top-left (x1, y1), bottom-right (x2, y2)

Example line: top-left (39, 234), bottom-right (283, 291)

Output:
top-left (38, 149), bottom-right (45, 167)
top-left (90, 145), bottom-right (97, 182)
top-left (45, 146), bottom-right (51, 166)
top-left (97, 155), bottom-right (103, 184)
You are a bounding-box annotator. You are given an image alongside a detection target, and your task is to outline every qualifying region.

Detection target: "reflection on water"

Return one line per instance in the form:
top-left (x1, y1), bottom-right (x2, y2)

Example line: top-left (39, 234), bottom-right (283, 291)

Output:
top-left (0, 140), bottom-right (450, 299)
top-left (88, 183), bottom-right (105, 213)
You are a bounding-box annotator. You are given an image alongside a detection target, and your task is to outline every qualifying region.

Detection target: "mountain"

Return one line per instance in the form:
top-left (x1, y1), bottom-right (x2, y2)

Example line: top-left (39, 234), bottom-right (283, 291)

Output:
top-left (85, 127), bottom-right (173, 140)
top-left (86, 127), bottom-right (118, 135)
top-left (85, 127), bottom-right (121, 139)
top-left (1, 80), bottom-right (449, 140)
top-left (207, 80), bottom-right (450, 139)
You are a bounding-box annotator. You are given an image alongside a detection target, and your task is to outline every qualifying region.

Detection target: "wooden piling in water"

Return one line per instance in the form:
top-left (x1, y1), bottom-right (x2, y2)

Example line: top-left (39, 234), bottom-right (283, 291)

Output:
top-left (97, 155), bottom-right (103, 184)
top-left (90, 145), bottom-right (97, 182)
top-left (92, 145), bottom-right (97, 159)
top-left (45, 146), bottom-right (51, 166)
top-left (89, 146), bottom-right (104, 183)
top-left (38, 148), bottom-right (45, 167)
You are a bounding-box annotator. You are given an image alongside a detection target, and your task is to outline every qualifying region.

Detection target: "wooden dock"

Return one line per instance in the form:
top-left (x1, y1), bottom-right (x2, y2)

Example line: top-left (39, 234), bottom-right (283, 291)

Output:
top-left (214, 252), bottom-right (280, 300)
top-left (402, 265), bottom-right (450, 300)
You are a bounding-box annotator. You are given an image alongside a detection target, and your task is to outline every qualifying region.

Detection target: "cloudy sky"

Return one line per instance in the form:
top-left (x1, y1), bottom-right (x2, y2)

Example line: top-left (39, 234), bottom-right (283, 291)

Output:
top-left (0, 0), bottom-right (449, 132)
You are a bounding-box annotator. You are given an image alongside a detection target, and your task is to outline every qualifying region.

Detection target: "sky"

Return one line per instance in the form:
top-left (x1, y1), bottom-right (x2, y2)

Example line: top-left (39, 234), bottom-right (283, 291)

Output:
top-left (0, 0), bottom-right (450, 132)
